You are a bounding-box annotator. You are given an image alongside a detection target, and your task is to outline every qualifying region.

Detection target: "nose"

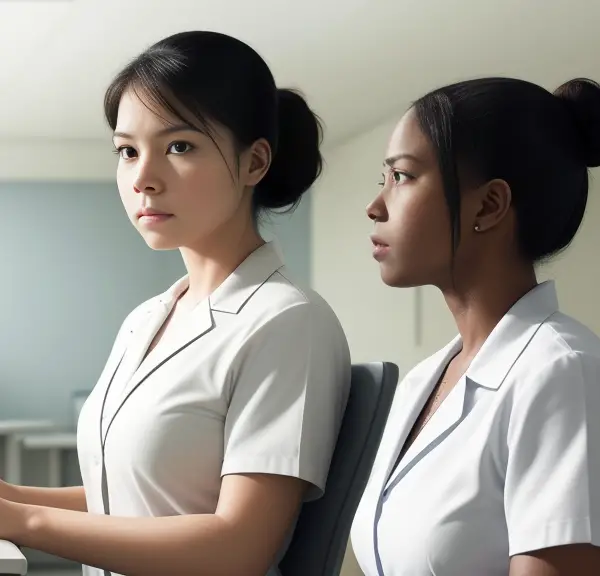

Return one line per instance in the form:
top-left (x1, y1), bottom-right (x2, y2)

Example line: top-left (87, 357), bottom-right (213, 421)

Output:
top-left (132, 160), bottom-right (163, 195)
top-left (366, 193), bottom-right (387, 222)
top-left (134, 184), bottom-right (156, 194)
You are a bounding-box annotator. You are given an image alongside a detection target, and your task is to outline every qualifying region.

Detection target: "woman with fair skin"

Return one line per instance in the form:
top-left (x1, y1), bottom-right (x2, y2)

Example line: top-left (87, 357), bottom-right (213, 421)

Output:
top-left (352, 77), bottom-right (600, 575)
top-left (0, 31), bottom-right (350, 576)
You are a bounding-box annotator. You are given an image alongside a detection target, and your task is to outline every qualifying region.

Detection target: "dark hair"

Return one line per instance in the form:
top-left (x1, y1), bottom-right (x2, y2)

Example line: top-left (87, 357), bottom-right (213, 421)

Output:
top-left (104, 31), bottom-right (323, 217)
top-left (413, 77), bottom-right (600, 261)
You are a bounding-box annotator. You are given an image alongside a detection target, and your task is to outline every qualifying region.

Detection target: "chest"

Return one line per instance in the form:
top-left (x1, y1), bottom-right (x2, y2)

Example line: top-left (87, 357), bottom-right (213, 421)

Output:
top-left (77, 308), bottom-right (245, 480)
top-left (353, 378), bottom-right (513, 576)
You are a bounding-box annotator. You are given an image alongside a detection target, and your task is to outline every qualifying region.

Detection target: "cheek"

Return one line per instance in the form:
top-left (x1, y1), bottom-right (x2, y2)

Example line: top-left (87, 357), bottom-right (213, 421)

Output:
top-left (179, 163), bottom-right (242, 219)
top-left (388, 191), bottom-right (436, 249)
top-left (116, 167), bottom-right (137, 220)
top-left (386, 188), bottom-right (453, 273)
top-left (184, 163), bottom-right (226, 195)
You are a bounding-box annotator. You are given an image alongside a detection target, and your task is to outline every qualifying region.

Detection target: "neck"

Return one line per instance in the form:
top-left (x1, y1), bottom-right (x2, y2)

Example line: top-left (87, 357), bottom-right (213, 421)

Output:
top-left (179, 225), bottom-right (264, 306)
top-left (441, 260), bottom-right (537, 358)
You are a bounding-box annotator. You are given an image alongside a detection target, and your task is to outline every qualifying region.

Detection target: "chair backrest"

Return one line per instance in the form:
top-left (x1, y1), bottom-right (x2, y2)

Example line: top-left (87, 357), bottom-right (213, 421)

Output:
top-left (279, 361), bottom-right (399, 576)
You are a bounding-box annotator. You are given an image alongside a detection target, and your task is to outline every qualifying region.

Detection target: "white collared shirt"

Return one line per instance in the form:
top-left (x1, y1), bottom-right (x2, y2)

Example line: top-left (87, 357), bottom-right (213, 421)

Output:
top-left (351, 281), bottom-right (600, 576)
top-left (77, 242), bottom-right (351, 576)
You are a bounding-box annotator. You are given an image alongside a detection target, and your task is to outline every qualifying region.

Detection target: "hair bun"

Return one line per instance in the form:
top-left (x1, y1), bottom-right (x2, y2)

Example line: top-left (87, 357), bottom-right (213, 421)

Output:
top-left (254, 88), bottom-right (323, 212)
top-left (554, 78), bottom-right (600, 168)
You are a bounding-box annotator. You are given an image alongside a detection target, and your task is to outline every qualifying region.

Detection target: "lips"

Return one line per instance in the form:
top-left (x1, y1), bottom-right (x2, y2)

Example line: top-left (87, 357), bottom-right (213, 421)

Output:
top-left (370, 234), bottom-right (390, 261)
top-left (136, 207), bottom-right (172, 219)
top-left (370, 234), bottom-right (389, 249)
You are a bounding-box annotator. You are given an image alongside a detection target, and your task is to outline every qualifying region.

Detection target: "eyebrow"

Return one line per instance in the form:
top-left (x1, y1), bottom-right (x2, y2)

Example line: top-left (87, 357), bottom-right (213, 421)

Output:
top-left (384, 153), bottom-right (421, 167)
top-left (113, 124), bottom-right (202, 140)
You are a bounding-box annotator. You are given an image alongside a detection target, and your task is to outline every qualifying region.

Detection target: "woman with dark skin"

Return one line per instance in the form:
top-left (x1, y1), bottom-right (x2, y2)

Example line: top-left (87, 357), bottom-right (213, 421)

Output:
top-left (352, 77), bottom-right (600, 576)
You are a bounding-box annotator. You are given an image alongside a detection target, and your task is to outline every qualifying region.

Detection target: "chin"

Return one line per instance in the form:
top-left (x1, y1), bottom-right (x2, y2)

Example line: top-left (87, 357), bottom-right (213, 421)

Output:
top-left (140, 233), bottom-right (180, 251)
top-left (379, 263), bottom-right (422, 289)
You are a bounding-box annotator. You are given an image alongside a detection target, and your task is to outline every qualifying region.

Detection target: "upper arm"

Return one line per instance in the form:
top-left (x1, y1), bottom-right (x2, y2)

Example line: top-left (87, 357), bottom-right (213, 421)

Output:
top-left (222, 301), bottom-right (351, 500)
top-left (510, 544), bottom-right (600, 575)
top-left (214, 473), bottom-right (307, 576)
top-left (216, 300), bottom-right (349, 573)
top-left (505, 351), bottom-right (600, 560)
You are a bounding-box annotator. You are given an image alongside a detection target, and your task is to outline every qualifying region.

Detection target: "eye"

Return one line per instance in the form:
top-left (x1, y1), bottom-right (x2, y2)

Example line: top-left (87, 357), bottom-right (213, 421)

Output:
top-left (378, 169), bottom-right (412, 187)
top-left (167, 141), bottom-right (194, 155)
top-left (391, 169), bottom-right (411, 185)
top-left (115, 146), bottom-right (137, 160)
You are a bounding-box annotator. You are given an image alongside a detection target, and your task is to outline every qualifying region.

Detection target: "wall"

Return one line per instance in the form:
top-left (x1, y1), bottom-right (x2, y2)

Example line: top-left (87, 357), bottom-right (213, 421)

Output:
top-left (0, 141), bottom-right (117, 182)
top-left (261, 195), bottom-right (312, 287)
top-left (313, 116), bottom-right (600, 576)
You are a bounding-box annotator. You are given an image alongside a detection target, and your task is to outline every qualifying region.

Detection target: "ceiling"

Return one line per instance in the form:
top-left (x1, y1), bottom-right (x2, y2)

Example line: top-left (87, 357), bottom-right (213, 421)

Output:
top-left (0, 0), bottom-right (599, 147)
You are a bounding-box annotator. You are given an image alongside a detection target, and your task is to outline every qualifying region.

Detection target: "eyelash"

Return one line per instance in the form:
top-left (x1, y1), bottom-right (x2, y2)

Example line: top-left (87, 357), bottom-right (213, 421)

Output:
top-left (113, 141), bottom-right (195, 160)
top-left (378, 169), bottom-right (412, 187)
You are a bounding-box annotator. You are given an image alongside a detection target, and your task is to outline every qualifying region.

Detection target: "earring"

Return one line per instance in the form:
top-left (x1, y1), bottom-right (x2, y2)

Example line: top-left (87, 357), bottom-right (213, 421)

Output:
top-left (474, 224), bottom-right (481, 232)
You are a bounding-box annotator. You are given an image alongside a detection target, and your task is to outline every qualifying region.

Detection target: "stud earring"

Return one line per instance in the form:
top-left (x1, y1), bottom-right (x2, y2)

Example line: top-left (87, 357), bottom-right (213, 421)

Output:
top-left (474, 224), bottom-right (481, 232)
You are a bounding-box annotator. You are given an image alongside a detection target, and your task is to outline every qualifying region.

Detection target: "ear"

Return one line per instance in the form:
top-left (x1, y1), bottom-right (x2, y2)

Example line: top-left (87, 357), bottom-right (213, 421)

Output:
top-left (472, 179), bottom-right (512, 232)
top-left (240, 138), bottom-right (272, 187)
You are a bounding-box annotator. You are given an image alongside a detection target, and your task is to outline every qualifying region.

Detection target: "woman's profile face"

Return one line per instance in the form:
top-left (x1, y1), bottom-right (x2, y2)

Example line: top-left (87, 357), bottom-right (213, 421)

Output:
top-left (366, 109), bottom-right (454, 288)
top-left (113, 89), bottom-right (261, 252)
top-left (367, 108), bottom-right (487, 289)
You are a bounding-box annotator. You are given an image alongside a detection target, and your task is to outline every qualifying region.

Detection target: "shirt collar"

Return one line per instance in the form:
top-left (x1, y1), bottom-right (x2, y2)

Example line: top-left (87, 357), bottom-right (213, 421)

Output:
top-left (158, 241), bottom-right (285, 315)
top-left (464, 280), bottom-right (559, 390)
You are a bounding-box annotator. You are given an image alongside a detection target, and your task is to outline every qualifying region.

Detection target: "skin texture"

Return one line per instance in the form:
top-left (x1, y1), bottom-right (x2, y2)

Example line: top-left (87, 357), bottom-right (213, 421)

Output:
top-left (0, 481), bottom-right (86, 512)
top-left (0, 90), bottom-right (308, 576)
top-left (366, 109), bottom-right (600, 575)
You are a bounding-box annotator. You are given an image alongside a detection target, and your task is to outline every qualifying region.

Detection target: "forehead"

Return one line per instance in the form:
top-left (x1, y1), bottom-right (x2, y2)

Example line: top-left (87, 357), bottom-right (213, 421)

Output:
top-left (386, 108), bottom-right (434, 163)
top-left (115, 88), bottom-right (182, 132)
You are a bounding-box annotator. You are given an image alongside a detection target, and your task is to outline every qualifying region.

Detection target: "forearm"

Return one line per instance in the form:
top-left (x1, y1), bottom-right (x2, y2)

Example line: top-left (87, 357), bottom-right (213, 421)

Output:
top-left (2, 481), bottom-right (86, 512)
top-left (12, 503), bottom-right (256, 576)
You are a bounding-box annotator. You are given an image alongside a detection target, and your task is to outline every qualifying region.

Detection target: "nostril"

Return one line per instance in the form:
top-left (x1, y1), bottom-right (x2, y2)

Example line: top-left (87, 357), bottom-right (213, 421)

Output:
top-left (367, 208), bottom-right (378, 221)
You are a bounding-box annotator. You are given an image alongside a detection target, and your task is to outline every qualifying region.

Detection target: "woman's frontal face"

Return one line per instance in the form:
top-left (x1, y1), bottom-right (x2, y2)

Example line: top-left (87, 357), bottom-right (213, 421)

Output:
top-left (113, 89), bottom-right (247, 251)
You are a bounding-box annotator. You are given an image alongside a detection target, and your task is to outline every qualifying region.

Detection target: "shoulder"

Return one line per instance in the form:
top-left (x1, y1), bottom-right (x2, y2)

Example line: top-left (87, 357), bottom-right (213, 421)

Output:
top-left (538, 311), bottom-right (600, 357)
top-left (255, 266), bottom-right (337, 311)
top-left (241, 266), bottom-right (347, 338)
top-left (520, 312), bottom-right (600, 387)
top-left (503, 314), bottom-right (600, 442)
top-left (226, 269), bottom-right (350, 377)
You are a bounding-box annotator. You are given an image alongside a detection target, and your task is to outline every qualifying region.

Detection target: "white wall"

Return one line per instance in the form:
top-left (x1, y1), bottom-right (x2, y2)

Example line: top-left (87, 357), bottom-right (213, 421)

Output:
top-left (0, 140), bottom-right (116, 181)
top-left (313, 115), bottom-right (600, 576)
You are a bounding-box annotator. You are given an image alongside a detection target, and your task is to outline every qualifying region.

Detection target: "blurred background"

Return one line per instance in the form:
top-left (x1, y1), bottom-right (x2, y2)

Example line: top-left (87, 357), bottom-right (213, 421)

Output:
top-left (0, 0), bottom-right (599, 574)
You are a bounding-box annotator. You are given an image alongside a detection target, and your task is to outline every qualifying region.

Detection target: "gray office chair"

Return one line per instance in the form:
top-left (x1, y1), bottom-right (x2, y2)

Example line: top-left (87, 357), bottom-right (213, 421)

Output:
top-left (0, 541), bottom-right (26, 575)
top-left (280, 361), bottom-right (399, 576)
